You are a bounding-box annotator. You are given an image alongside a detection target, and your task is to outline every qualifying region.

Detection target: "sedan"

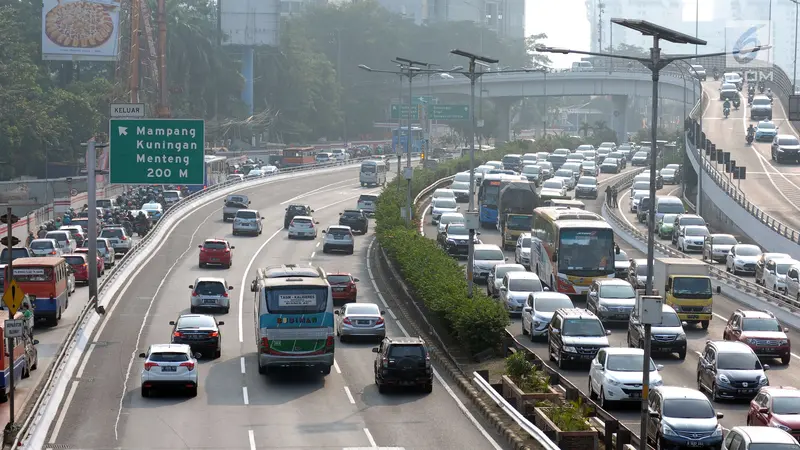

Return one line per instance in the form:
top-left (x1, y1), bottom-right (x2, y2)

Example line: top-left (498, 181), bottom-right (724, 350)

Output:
top-left (660, 168), bottom-right (678, 184)
top-left (335, 302), bottom-right (385, 342)
top-left (574, 176), bottom-right (598, 199)
top-left (600, 158), bottom-right (621, 173)
top-left (755, 121), bottom-right (778, 142)
top-left (630, 152), bottom-right (648, 167)
top-left (521, 165), bottom-right (542, 185)
top-left (170, 314), bottom-right (224, 359)
top-left (726, 244), bottom-right (762, 275)
top-left (719, 82), bottom-right (739, 100)
top-left (702, 234), bottom-right (738, 263)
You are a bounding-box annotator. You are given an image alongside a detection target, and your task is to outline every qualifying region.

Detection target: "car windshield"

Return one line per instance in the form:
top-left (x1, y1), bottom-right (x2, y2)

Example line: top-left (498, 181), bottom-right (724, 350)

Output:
top-left (149, 352), bottom-right (189, 363)
top-left (633, 182), bottom-right (649, 191)
top-left (607, 354), bottom-right (656, 372)
top-left (64, 256), bottom-right (85, 265)
top-left (194, 281), bottom-right (226, 295)
top-left (736, 246), bottom-right (761, 256)
top-left (328, 228), bottom-right (351, 237)
top-left (507, 215), bottom-right (531, 230)
top-left (451, 182), bottom-right (470, 190)
top-left (534, 296), bottom-right (573, 312)
top-left (520, 237), bottom-right (531, 247)
top-left (345, 304), bottom-right (380, 315)
top-left (753, 98), bottom-right (771, 106)
top-left (718, 352), bottom-right (762, 370)
top-left (660, 312), bottom-right (682, 327)
top-left (509, 279), bottom-right (539, 292)
top-left (663, 399), bottom-right (716, 418)
top-left (604, 158), bottom-right (617, 165)
top-left (543, 180), bottom-right (562, 189)
top-left (771, 397), bottom-right (800, 414)
top-left (679, 217), bottom-right (706, 227)
top-left (475, 249), bottom-right (504, 260)
top-left (495, 266), bottom-right (524, 279)
top-left (661, 169), bottom-right (675, 176)
top-left (100, 229), bottom-right (124, 238)
top-left (236, 211), bottom-right (256, 219)
top-left (341, 211), bottom-right (361, 218)
top-left (742, 318), bottom-right (782, 332)
top-left (556, 170), bottom-right (573, 178)
top-left (722, 83), bottom-right (736, 90)
top-left (562, 318), bottom-right (604, 337)
top-left (660, 214), bottom-right (678, 225)
top-left (30, 241), bottom-right (53, 249)
top-left (600, 284), bottom-right (635, 299)
top-left (777, 263), bottom-right (794, 274)
top-left (711, 235), bottom-right (737, 245)
top-left (435, 199), bottom-right (457, 208)
top-left (447, 225), bottom-right (468, 235)
top-left (758, 122), bottom-right (776, 129)
top-left (359, 195), bottom-right (378, 202)
top-left (176, 315), bottom-right (217, 328)
top-left (634, 152), bottom-right (647, 158)
top-left (578, 177), bottom-right (596, 186)
top-left (288, 205), bottom-right (306, 213)
top-left (522, 166), bottom-right (540, 174)
top-left (203, 241), bottom-right (227, 250)
top-left (779, 138), bottom-right (800, 146)
top-left (685, 227), bottom-right (709, 236)
top-left (657, 202), bottom-right (684, 214)
top-left (327, 275), bottom-right (352, 284)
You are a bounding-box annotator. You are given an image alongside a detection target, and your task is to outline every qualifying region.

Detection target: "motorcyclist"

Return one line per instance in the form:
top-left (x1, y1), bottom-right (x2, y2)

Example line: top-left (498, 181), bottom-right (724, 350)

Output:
top-left (37, 226), bottom-right (47, 238)
top-left (62, 213), bottom-right (71, 225)
top-left (732, 96), bottom-right (741, 109)
top-left (747, 124), bottom-right (756, 137)
top-left (26, 231), bottom-right (35, 247)
top-left (723, 98), bottom-right (731, 115)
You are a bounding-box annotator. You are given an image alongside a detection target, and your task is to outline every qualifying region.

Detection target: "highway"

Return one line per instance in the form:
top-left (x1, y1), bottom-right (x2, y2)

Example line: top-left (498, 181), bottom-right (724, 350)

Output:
top-left (42, 165), bottom-right (509, 450)
top-left (701, 81), bottom-right (800, 231)
top-left (420, 166), bottom-right (800, 435)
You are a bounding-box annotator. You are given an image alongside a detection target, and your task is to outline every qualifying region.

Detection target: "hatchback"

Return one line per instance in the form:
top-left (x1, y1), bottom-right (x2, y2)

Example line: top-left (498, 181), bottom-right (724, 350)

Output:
top-left (73, 248), bottom-right (105, 276)
top-left (139, 344), bottom-right (200, 397)
top-left (29, 239), bottom-right (61, 257)
top-left (288, 216), bottom-right (319, 239)
top-left (322, 225), bottom-right (355, 254)
top-left (63, 254), bottom-right (90, 283)
top-left (722, 426), bottom-right (799, 450)
top-left (232, 209), bottom-right (263, 236)
top-left (646, 386), bottom-right (724, 449)
top-left (96, 238), bottom-right (115, 268)
top-left (198, 239), bottom-right (234, 268)
top-left (170, 314), bottom-right (224, 359)
top-left (328, 272), bottom-right (359, 305)
top-left (189, 278), bottom-right (232, 314)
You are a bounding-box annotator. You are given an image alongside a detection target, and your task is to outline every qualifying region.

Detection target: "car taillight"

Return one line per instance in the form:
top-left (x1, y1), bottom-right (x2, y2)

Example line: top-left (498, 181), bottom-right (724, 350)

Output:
top-left (199, 247), bottom-right (206, 252)
top-left (382, 357), bottom-right (389, 368)
top-left (375, 317), bottom-right (385, 325)
top-left (224, 248), bottom-right (230, 253)
top-left (425, 354), bottom-right (431, 368)
top-left (50, 251), bottom-right (57, 255)
top-left (208, 331), bottom-right (219, 337)
top-left (191, 291), bottom-right (198, 297)
top-left (261, 337), bottom-right (270, 353)
top-left (144, 362), bottom-right (158, 371)
top-left (347, 283), bottom-right (355, 291)
top-left (180, 361), bottom-right (195, 371)
top-left (121, 236), bottom-right (127, 241)
top-left (342, 317), bottom-right (352, 325)
top-left (325, 335), bottom-right (334, 349)
top-left (173, 331), bottom-right (183, 338)
top-left (82, 263), bottom-right (87, 268)
top-left (222, 292), bottom-right (228, 297)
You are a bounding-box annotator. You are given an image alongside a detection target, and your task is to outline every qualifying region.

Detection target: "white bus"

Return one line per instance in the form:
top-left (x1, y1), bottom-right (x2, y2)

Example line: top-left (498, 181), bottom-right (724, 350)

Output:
top-left (359, 160), bottom-right (387, 187)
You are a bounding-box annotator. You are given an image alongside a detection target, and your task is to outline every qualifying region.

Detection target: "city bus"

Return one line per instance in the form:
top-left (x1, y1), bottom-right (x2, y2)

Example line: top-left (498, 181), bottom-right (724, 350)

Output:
top-left (185, 155), bottom-right (229, 194)
top-left (477, 174), bottom-right (520, 227)
top-left (530, 207), bottom-right (616, 297)
top-left (250, 264), bottom-right (334, 376)
top-left (392, 126), bottom-right (424, 154)
top-left (6, 257), bottom-right (70, 325)
top-left (282, 147), bottom-right (317, 167)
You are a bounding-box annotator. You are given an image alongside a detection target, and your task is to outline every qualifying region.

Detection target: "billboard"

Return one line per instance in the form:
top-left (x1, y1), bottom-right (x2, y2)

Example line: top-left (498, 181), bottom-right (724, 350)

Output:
top-left (220, 0), bottom-right (279, 46)
top-left (726, 20), bottom-right (773, 70)
top-left (41, 0), bottom-right (121, 61)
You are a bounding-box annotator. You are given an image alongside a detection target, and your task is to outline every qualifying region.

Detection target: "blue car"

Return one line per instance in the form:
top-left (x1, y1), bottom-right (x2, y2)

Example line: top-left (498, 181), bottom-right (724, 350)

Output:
top-left (647, 386), bottom-right (724, 450)
top-left (755, 120), bottom-right (778, 142)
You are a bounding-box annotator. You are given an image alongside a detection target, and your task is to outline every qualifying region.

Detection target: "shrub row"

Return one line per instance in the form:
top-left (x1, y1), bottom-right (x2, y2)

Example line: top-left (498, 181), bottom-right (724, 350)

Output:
top-left (375, 139), bottom-right (572, 355)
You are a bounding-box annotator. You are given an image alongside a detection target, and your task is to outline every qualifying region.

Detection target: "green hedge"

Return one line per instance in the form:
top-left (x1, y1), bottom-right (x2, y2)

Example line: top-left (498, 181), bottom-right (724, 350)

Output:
top-left (375, 138), bottom-right (573, 355)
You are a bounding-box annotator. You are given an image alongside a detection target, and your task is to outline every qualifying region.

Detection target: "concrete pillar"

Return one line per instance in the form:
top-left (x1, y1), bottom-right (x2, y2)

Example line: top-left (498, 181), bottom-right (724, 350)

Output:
top-left (493, 97), bottom-right (516, 143)
top-left (612, 95), bottom-right (629, 142)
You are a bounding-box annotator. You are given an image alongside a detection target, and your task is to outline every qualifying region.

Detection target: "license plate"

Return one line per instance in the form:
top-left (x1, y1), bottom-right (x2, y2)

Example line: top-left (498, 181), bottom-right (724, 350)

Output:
top-left (203, 299), bottom-right (217, 304)
top-left (357, 320), bottom-right (370, 325)
top-left (686, 314), bottom-right (700, 319)
top-left (630, 392), bottom-right (642, 398)
top-left (161, 366), bottom-right (176, 372)
top-left (211, 258), bottom-right (219, 261)
top-left (112, 243), bottom-right (121, 247)
top-left (762, 347), bottom-right (778, 352)
top-left (189, 335), bottom-right (203, 340)
top-left (334, 287), bottom-right (345, 292)
top-left (738, 389), bottom-right (753, 394)
top-left (334, 235), bottom-right (342, 240)
top-left (582, 354), bottom-right (594, 359)
top-left (687, 441), bottom-right (703, 447)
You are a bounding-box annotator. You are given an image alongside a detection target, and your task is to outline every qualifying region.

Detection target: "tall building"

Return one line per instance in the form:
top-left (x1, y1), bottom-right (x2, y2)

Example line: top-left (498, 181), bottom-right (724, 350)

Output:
top-left (280, 0), bottom-right (328, 17)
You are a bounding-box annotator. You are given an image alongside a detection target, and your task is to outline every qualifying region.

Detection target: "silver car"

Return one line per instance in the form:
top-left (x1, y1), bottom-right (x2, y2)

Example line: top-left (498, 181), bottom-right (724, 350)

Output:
top-left (139, 344), bottom-right (200, 397)
top-left (232, 209), bottom-right (263, 236)
top-left (322, 225), bottom-right (355, 254)
top-left (96, 238), bottom-right (115, 268)
top-left (29, 238), bottom-right (61, 257)
top-left (472, 244), bottom-right (507, 284)
top-left (430, 198), bottom-right (459, 225)
top-left (335, 302), bottom-right (385, 342)
top-left (189, 277), bottom-right (232, 314)
top-left (587, 279), bottom-right (636, 323)
top-left (521, 292), bottom-right (575, 339)
top-left (499, 271), bottom-right (544, 315)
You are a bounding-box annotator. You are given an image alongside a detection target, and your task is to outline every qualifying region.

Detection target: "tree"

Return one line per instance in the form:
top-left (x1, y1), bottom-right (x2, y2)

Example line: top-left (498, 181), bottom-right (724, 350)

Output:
top-left (525, 33), bottom-right (552, 68)
top-left (578, 122), bottom-right (591, 137)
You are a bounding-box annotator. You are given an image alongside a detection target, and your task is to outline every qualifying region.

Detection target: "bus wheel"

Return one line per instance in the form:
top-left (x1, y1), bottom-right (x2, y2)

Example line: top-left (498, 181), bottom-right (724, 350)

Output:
top-left (321, 365), bottom-right (332, 375)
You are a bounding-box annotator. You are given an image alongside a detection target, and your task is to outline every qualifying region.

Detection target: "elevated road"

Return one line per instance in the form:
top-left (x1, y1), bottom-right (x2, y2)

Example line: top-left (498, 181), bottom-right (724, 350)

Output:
top-left (44, 166), bottom-right (508, 450)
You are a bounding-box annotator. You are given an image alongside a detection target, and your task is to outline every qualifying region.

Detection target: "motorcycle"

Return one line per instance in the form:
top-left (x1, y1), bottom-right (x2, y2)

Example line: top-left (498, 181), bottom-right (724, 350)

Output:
top-left (724, 106), bottom-right (731, 118)
top-left (767, 92), bottom-right (774, 103)
top-left (135, 222), bottom-right (149, 237)
top-left (733, 98), bottom-right (741, 110)
top-left (713, 69), bottom-right (720, 81)
top-left (748, 93), bottom-right (755, 104)
top-left (746, 133), bottom-right (754, 145)
top-left (758, 82), bottom-right (766, 93)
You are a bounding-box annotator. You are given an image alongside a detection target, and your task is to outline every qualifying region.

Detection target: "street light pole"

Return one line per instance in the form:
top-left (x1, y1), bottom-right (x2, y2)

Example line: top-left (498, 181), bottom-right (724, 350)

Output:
top-left (451, 49), bottom-right (499, 298)
top-left (793, 0), bottom-right (799, 94)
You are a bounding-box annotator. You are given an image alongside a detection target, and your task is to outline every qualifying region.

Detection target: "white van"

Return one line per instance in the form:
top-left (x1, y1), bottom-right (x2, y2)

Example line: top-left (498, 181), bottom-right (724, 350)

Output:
top-left (359, 160), bottom-right (387, 187)
top-left (654, 196), bottom-right (685, 222)
top-left (571, 61), bottom-right (593, 72)
top-left (330, 148), bottom-right (348, 163)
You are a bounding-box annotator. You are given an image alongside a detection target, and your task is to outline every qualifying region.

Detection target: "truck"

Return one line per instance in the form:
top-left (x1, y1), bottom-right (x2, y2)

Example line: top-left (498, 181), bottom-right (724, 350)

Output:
top-left (497, 181), bottom-right (539, 250)
top-left (653, 257), bottom-right (713, 329)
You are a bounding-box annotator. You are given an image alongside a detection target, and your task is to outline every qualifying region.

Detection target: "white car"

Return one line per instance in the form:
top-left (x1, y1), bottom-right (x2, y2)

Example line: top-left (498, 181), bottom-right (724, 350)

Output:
top-left (554, 170), bottom-right (576, 189)
top-left (430, 198), bottom-right (459, 225)
top-left (139, 344), bottom-right (199, 398)
top-left (29, 238), bottom-right (61, 257)
top-left (514, 233), bottom-right (532, 268)
top-left (431, 188), bottom-right (456, 202)
top-left (226, 173), bottom-right (244, 182)
top-left (725, 244), bottom-right (761, 275)
top-left (499, 272), bottom-right (544, 315)
top-left (676, 225), bottom-right (710, 253)
top-left (763, 258), bottom-right (800, 294)
top-left (472, 244), bottom-right (507, 284)
top-left (45, 230), bottom-right (77, 254)
top-left (232, 209), bottom-right (264, 236)
top-left (261, 165), bottom-right (279, 175)
top-left (96, 238), bottom-right (115, 267)
top-left (588, 347), bottom-right (663, 409)
top-left (536, 161), bottom-right (553, 178)
top-left (487, 263), bottom-right (526, 297)
top-left (100, 226), bottom-right (133, 254)
top-left (322, 225), bottom-right (355, 254)
top-left (581, 161), bottom-right (599, 177)
top-left (287, 215), bottom-right (319, 239)
top-left (246, 169), bottom-right (264, 178)
top-left (540, 179), bottom-right (567, 198)
top-left (189, 277), bottom-right (233, 314)
top-left (702, 233), bottom-right (738, 263)
top-left (522, 292), bottom-right (574, 339)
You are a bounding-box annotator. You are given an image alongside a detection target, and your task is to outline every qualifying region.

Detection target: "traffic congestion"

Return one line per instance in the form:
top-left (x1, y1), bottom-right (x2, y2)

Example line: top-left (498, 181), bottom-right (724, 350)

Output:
top-left (422, 140), bottom-right (800, 449)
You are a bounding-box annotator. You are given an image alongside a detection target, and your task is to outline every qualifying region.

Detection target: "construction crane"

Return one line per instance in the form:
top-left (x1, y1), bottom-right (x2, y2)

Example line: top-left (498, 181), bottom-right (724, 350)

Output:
top-left (114, 0), bottom-right (169, 117)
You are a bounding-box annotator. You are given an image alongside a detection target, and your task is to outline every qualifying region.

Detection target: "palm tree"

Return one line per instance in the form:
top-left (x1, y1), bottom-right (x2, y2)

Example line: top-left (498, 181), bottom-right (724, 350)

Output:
top-left (593, 120), bottom-right (608, 132)
top-left (579, 122), bottom-right (591, 137)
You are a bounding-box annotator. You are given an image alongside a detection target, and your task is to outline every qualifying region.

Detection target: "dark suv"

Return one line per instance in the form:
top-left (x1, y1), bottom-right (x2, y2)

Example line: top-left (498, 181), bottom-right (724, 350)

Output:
top-left (372, 337), bottom-right (433, 393)
top-left (338, 209), bottom-right (369, 234)
top-left (284, 204), bottom-right (313, 228)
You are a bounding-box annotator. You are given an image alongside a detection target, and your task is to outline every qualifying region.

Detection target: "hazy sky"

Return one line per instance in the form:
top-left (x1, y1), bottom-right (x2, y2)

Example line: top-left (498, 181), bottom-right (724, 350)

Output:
top-left (526, 0), bottom-right (589, 68)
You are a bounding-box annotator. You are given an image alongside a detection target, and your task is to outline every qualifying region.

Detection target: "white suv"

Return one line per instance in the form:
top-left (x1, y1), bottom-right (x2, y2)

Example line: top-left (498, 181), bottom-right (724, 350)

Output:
top-left (322, 225), bottom-right (355, 254)
top-left (588, 347), bottom-right (663, 409)
top-left (99, 227), bottom-right (132, 254)
top-left (139, 344), bottom-right (199, 398)
top-left (287, 216), bottom-right (319, 239)
top-left (232, 209), bottom-right (263, 236)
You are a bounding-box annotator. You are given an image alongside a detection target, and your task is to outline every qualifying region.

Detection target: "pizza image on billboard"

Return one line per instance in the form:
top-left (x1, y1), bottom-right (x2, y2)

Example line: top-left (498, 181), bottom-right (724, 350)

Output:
top-left (45, 1), bottom-right (114, 48)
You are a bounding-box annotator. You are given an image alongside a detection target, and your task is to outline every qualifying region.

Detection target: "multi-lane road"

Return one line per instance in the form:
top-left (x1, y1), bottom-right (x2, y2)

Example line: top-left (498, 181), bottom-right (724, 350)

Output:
top-left (701, 81), bottom-right (800, 231)
top-left (42, 165), bottom-right (510, 450)
top-left (420, 167), bottom-right (800, 436)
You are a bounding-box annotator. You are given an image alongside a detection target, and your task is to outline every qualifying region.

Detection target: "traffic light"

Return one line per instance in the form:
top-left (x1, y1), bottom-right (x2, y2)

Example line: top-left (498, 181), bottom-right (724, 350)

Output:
top-left (0, 213), bottom-right (19, 225)
top-left (0, 236), bottom-right (20, 247)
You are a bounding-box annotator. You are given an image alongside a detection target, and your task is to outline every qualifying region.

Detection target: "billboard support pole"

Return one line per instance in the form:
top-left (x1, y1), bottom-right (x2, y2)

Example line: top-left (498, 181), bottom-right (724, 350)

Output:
top-left (156, 0), bottom-right (170, 118)
top-left (130, 0), bottom-right (141, 103)
top-left (242, 46), bottom-right (254, 117)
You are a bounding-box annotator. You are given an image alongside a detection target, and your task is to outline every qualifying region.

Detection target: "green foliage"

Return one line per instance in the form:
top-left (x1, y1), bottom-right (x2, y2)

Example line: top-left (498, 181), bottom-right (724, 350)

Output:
top-left (539, 400), bottom-right (593, 432)
top-left (504, 352), bottom-right (551, 393)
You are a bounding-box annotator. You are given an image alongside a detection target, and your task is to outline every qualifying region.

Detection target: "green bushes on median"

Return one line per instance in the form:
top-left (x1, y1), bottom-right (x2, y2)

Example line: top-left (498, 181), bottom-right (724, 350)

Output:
top-left (375, 139), bottom-right (572, 355)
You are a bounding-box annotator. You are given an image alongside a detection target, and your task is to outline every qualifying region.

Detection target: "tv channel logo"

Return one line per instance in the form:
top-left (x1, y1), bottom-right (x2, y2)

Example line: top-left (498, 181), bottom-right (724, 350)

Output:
top-left (726, 21), bottom-right (772, 69)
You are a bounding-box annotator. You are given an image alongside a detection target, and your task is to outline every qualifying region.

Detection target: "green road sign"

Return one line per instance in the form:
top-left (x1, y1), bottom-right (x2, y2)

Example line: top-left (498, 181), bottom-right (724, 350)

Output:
top-left (412, 96), bottom-right (436, 105)
top-left (109, 119), bottom-right (205, 185)
top-left (390, 104), bottom-right (420, 120)
top-left (430, 104), bottom-right (469, 120)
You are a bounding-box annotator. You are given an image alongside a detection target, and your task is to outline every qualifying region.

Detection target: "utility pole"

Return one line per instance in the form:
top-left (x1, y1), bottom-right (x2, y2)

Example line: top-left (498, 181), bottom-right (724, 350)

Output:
top-left (155, 0), bottom-right (169, 117)
top-left (82, 139), bottom-right (109, 316)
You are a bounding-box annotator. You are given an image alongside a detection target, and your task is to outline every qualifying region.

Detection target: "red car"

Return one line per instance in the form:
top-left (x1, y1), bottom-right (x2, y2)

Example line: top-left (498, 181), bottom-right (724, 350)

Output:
top-left (63, 254), bottom-right (90, 283)
top-left (328, 272), bottom-right (359, 306)
top-left (73, 248), bottom-right (105, 276)
top-left (199, 239), bottom-right (234, 268)
top-left (748, 386), bottom-right (800, 439)
top-left (723, 309), bottom-right (791, 364)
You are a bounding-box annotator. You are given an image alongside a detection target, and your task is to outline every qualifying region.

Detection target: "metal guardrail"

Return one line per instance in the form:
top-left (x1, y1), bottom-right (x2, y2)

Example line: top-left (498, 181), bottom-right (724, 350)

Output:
top-left (472, 372), bottom-right (559, 450)
top-left (603, 170), bottom-right (800, 311)
top-left (10, 156), bottom-right (379, 448)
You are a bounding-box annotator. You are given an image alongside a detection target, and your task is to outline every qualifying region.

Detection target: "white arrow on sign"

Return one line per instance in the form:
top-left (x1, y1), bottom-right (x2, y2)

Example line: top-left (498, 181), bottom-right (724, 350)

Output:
top-left (118, 126), bottom-right (128, 136)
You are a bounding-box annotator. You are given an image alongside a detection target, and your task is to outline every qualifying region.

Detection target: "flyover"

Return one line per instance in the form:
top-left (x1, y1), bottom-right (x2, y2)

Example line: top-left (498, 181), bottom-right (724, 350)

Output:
top-left (425, 67), bottom-right (699, 141)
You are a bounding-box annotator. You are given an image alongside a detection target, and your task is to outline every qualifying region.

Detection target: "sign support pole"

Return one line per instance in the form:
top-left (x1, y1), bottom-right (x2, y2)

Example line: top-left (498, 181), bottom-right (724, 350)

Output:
top-left (87, 139), bottom-right (99, 306)
top-left (4, 206), bottom-right (15, 441)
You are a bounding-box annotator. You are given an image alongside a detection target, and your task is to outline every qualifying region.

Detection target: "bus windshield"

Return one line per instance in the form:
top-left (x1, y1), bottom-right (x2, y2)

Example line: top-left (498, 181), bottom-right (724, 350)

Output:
top-left (265, 286), bottom-right (329, 315)
top-left (558, 228), bottom-right (614, 275)
top-left (479, 181), bottom-right (502, 206)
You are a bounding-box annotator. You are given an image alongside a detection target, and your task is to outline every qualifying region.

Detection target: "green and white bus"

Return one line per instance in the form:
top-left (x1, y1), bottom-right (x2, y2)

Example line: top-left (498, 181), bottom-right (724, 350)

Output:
top-left (250, 264), bottom-right (334, 375)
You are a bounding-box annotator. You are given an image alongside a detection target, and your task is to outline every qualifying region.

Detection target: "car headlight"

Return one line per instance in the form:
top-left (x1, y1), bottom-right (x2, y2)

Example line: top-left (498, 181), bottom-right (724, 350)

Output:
top-left (446, 238), bottom-right (455, 244)
top-left (605, 377), bottom-right (622, 386)
top-left (759, 375), bottom-right (769, 385)
top-left (770, 421), bottom-right (792, 431)
top-left (734, 258), bottom-right (744, 265)
top-left (780, 340), bottom-right (789, 346)
top-left (563, 346), bottom-right (577, 353)
top-left (712, 425), bottom-right (723, 437)
top-left (676, 332), bottom-right (687, 341)
top-left (597, 304), bottom-right (608, 311)
top-left (662, 423), bottom-right (678, 436)
top-left (717, 374), bottom-right (731, 384)
top-left (651, 379), bottom-right (663, 387)
top-left (702, 306), bottom-right (712, 313)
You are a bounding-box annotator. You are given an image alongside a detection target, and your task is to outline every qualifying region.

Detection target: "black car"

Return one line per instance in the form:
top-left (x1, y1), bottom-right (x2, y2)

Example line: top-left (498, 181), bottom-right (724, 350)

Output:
top-left (339, 209), bottom-right (369, 234)
top-left (636, 197), bottom-right (651, 223)
top-left (627, 304), bottom-right (687, 360)
top-left (284, 204), bottom-right (313, 228)
top-left (373, 336), bottom-right (433, 393)
top-left (771, 135), bottom-right (800, 164)
top-left (170, 314), bottom-right (224, 359)
top-left (750, 95), bottom-right (773, 121)
top-left (441, 223), bottom-right (480, 256)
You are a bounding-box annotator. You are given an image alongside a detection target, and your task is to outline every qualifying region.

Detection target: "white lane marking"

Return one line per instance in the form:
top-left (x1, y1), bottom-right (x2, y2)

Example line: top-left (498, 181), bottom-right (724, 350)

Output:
top-left (112, 210), bottom-right (215, 439)
top-left (243, 386), bottom-right (249, 405)
top-left (363, 428), bottom-right (377, 448)
top-left (240, 356), bottom-right (246, 374)
top-left (618, 191), bottom-right (636, 230)
top-left (376, 292), bottom-right (388, 308)
top-left (334, 359), bottom-right (342, 374)
top-left (248, 429), bottom-right (256, 450)
top-left (667, 186), bottom-right (681, 196)
top-left (344, 386), bottom-right (356, 404)
top-left (75, 343), bottom-right (96, 378)
top-left (280, 179), bottom-right (357, 205)
top-left (310, 251), bottom-right (316, 259)
top-left (387, 309), bottom-right (397, 320)
top-left (419, 205), bottom-right (431, 235)
top-left (48, 380), bottom-right (79, 444)
top-left (238, 228), bottom-right (282, 343)
top-left (316, 241), bottom-right (321, 248)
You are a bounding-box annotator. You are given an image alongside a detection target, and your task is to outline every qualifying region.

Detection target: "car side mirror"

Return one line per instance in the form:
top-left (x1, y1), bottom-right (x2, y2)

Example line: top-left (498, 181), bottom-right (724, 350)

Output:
top-left (248, 201), bottom-right (251, 204)
top-left (552, 253), bottom-right (557, 262)
top-left (500, 287), bottom-right (507, 292)
top-left (250, 280), bottom-right (258, 292)
top-left (759, 407), bottom-right (769, 414)
top-left (785, 327), bottom-right (789, 332)
top-left (311, 210), bottom-right (315, 212)
top-left (198, 245), bottom-right (202, 248)
top-left (716, 412), bottom-right (724, 419)
top-left (334, 310), bottom-right (340, 315)
top-left (285, 207), bottom-right (288, 210)
top-left (649, 411), bottom-right (660, 419)
top-left (260, 217), bottom-right (264, 220)
top-left (523, 306), bottom-right (532, 313)
top-left (551, 328), bottom-right (559, 334)
top-left (763, 364), bottom-right (770, 371)
top-left (353, 278), bottom-right (360, 282)
top-left (228, 286), bottom-right (234, 290)
top-left (656, 364), bottom-right (664, 371)
top-left (139, 352), bottom-right (147, 358)
top-left (217, 321), bottom-right (224, 326)
top-left (230, 246), bottom-right (235, 249)
top-left (380, 310), bottom-right (385, 315)
top-left (189, 285), bottom-right (194, 289)
top-left (33, 339), bottom-right (39, 345)
top-left (606, 330), bottom-right (611, 336)
top-left (543, 286), bottom-right (549, 291)
top-left (322, 230), bottom-right (326, 234)
top-left (372, 347), bottom-right (380, 353)
top-left (315, 221), bottom-right (320, 224)
top-left (504, 257), bottom-right (508, 261)
top-left (476, 232), bottom-right (481, 235)
top-left (169, 321), bottom-right (176, 325)
top-left (339, 212), bottom-right (342, 215)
